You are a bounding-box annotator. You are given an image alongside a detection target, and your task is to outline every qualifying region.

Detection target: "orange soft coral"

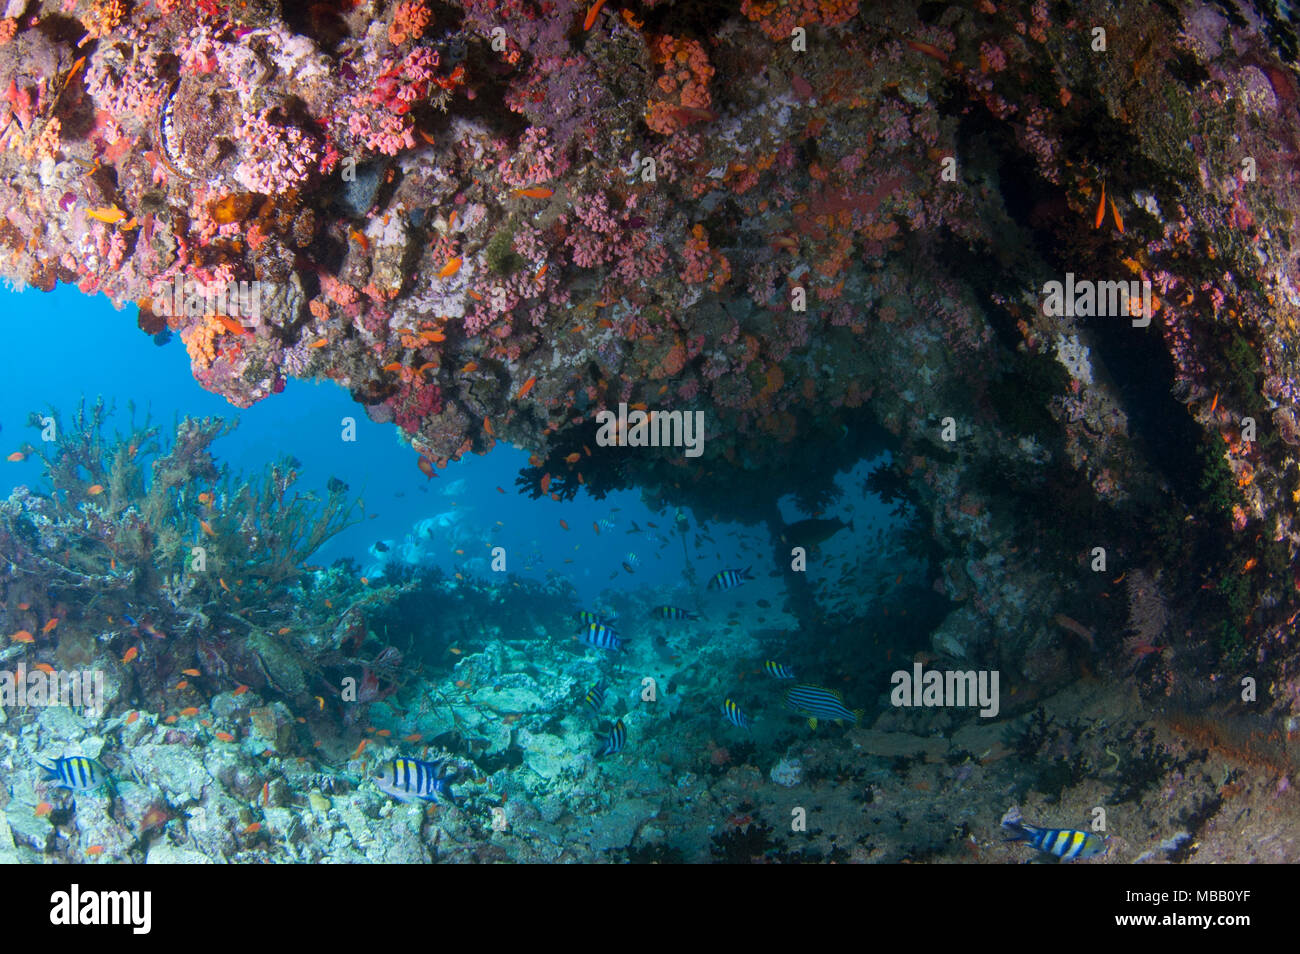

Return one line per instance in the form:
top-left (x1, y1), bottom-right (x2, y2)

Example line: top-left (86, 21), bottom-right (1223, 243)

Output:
top-left (644, 36), bottom-right (715, 136)
top-left (389, 1), bottom-right (431, 45)
top-left (740, 0), bottom-right (859, 42)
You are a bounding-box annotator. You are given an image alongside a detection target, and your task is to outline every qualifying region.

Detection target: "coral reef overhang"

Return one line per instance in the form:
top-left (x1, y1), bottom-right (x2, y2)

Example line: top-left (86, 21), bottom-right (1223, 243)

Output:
top-left (5, 0), bottom-right (1300, 711)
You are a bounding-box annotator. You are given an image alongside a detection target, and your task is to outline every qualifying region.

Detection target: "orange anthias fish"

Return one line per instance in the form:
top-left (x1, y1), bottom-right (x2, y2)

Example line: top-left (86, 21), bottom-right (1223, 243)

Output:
top-left (41, 618), bottom-right (58, 634)
top-left (484, 416), bottom-right (495, 436)
top-left (6, 451), bottom-right (25, 461)
top-left (199, 519), bottom-right (216, 537)
top-left (181, 668), bottom-right (200, 677)
top-left (583, 0), bottom-right (607, 30)
top-left (10, 630), bottom-right (34, 643)
top-left (512, 187), bottom-right (554, 199)
top-left (1110, 198), bottom-right (1124, 233)
top-left (87, 484), bottom-right (104, 495)
top-left (438, 257), bottom-right (462, 279)
top-left (86, 206), bottom-right (128, 224)
top-left (565, 452), bottom-right (581, 464)
top-left (1094, 182), bottom-right (1106, 229)
top-left (539, 473), bottom-right (551, 494)
top-left (417, 455), bottom-right (436, 480)
top-left (559, 519), bottom-right (570, 531)
top-left (122, 646), bottom-right (138, 663)
top-left (516, 376), bottom-right (537, 399)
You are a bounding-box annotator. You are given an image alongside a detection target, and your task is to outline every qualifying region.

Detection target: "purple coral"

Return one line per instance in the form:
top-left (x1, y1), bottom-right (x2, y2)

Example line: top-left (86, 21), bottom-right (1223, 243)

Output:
top-left (233, 110), bottom-right (319, 195)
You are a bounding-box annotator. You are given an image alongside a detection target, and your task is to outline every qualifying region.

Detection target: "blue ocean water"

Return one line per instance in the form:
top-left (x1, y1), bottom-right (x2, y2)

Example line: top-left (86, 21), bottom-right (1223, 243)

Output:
top-left (0, 287), bottom-right (892, 605)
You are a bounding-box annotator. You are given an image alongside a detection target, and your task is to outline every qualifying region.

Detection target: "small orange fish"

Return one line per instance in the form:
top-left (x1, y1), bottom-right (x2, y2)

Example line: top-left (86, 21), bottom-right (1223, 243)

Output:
top-left (86, 845), bottom-right (105, 856)
top-left (87, 206), bottom-right (127, 224)
top-left (34, 802), bottom-right (52, 817)
top-left (382, 361), bottom-right (403, 372)
top-left (484, 416), bottom-right (495, 436)
top-left (241, 822), bottom-right (261, 835)
top-left (455, 548), bottom-right (465, 555)
top-left (418, 455), bottom-right (436, 480)
top-left (6, 452), bottom-right (25, 462)
top-left (87, 484), bottom-right (105, 496)
top-left (33, 663), bottom-right (55, 674)
top-left (583, 0), bottom-right (607, 30)
top-left (593, 521), bottom-right (600, 534)
top-left (164, 715), bottom-right (178, 724)
top-left (198, 491), bottom-right (213, 506)
top-left (262, 781), bottom-right (270, 806)
top-left (352, 738), bottom-right (369, 760)
top-left (182, 668), bottom-right (200, 676)
top-left (175, 680), bottom-right (189, 691)
top-left (516, 376), bottom-right (537, 399)
top-left (41, 618), bottom-right (58, 634)
top-left (215, 731), bottom-right (235, 742)
top-left (403, 732), bottom-right (423, 743)
top-left (1110, 198), bottom-right (1124, 233)
top-left (218, 578), bottom-right (230, 593)
top-left (16, 602), bottom-right (29, 610)
top-left (512, 187), bottom-right (554, 199)
top-left (467, 289), bottom-right (483, 301)
top-left (565, 452), bottom-right (581, 464)
top-left (438, 257), bottom-right (462, 278)
top-left (535, 263), bottom-right (548, 281)
top-left (540, 473), bottom-right (551, 494)
top-left (449, 646), bottom-right (462, 655)
top-left (421, 330), bottom-right (447, 343)
top-left (125, 710), bottom-right (139, 724)
top-left (277, 627), bottom-right (290, 635)
top-left (454, 679), bottom-right (469, 688)
top-left (180, 706), bottom-right (200, 716)
top-left (559, 519), bottom-right (570, 531)
top-left (496, 486), bottom-right (505, 493)
top-left (460, 361), bottom-right (478, 373)
top-left (1094, 182), bottom-right (1106, 229)
top-left (233, 684), bottom-right (249, 695)
top-left (628, 402), bottom-right (648, 411)
top-left (308, 339), bottom-right (329, 349)
top-left (200, 519), bottom-right (216, 537)
top-left (349, 229), bottom-right (370, 252)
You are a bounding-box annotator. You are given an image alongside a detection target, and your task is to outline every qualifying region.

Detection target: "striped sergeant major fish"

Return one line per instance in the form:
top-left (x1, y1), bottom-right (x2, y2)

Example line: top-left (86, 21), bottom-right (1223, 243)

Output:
top-left (373, 757), bottom-right (458, 804)
top-left (721, 698), bottom-right (751, 730)
top-left (708, 567), bottom-right (753, 590)
top-left (581, 622), bottom-right (625, 652)
top-left (39, 756), bottom-right (110, 792)
top-left (598, 719), bottom-right (627, 757)
top-left (650, 605), bottom-right (699, 621)
top-left (764, 660), bottom-right (796, 680)
top-left (583, 681), bottom-right (607, 715)
top-left (784, 684), bottom-right (863, 729)
top-left (1001, 807), bottom-right (1105, 861)
top-left (578, 610), bottom-right (618, 629)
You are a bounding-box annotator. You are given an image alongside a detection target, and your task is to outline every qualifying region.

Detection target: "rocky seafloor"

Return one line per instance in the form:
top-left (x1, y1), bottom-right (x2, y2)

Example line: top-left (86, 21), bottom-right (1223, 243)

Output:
top-left (4, 581), bottom-right (1298, 865)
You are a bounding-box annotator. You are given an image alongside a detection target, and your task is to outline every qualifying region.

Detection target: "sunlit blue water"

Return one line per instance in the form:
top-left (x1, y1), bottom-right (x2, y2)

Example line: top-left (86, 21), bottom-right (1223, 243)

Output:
top-left (1, 287), bottom-right (878, 605)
